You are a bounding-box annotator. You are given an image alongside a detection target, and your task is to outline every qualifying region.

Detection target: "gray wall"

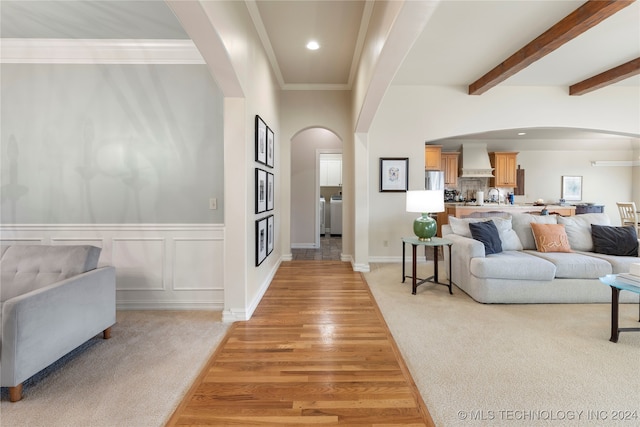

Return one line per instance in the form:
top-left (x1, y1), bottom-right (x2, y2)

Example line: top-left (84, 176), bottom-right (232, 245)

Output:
top-left (1, 64), bottom-right (224, 224)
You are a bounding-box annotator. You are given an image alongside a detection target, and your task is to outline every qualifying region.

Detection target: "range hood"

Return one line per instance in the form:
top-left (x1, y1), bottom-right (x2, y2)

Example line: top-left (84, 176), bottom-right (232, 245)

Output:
top-left (459, 143), bottom-right (495, 178)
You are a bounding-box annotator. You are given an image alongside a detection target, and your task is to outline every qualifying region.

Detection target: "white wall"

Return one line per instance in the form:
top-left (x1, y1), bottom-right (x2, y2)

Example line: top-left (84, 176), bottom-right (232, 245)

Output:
top-left (280, 90), bottom-right (353, 259)
top-left (0, 62), bottom-right (226, 310)
top-left (367, 84), bottom-right (640, 261)
top-left (290, 128), bottom-right (341, 247)
top-left (188, 0), bottom-right (282, 321)
top-left (1, 64), bottom-right (223, 224)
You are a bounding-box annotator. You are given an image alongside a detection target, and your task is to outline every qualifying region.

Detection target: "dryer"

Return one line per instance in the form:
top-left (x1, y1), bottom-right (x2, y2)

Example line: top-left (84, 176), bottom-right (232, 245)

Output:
top-left (330, 195), bottom-right (342, 236)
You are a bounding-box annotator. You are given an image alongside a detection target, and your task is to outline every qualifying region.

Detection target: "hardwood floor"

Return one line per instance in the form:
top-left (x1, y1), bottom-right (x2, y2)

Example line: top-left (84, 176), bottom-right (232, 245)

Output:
top-left (166, 261), bottom-right (434, 426)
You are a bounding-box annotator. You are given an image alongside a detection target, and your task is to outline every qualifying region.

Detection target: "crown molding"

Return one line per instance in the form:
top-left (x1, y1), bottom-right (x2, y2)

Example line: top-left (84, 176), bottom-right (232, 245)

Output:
top-left (0, 38), bottom-right (205, 64)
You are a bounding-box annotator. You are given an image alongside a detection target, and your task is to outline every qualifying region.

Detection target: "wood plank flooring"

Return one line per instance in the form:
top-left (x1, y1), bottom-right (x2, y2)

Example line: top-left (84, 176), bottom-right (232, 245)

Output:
top-left (166, 261), bottom-right (434, 426)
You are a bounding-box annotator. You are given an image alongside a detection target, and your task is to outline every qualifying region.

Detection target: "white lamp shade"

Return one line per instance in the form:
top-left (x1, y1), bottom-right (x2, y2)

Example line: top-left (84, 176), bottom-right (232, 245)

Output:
top-left (406, 190), bottom-right (445, 213)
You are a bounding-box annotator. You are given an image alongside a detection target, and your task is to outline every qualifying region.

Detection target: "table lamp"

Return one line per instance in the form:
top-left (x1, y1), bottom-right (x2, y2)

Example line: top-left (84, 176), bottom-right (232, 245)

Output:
top-left (406, 190), bottom-right (445, 241)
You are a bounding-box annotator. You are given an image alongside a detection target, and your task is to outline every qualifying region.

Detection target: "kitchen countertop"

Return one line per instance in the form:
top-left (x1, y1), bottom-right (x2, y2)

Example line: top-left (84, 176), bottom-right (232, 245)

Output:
top-left (443, 203), bottom-right (576, 217)
top-left (445, 202), bottom-right (573, 209)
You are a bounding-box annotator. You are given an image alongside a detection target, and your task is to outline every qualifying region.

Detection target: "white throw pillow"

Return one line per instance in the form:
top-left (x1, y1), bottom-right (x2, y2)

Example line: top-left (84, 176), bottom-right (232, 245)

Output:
top-left (511, 213), bottom-right (558, 250)
top-left (448, 216), bottom-right (523, 251)
top-left (557, 213), bottom-right (611, 251)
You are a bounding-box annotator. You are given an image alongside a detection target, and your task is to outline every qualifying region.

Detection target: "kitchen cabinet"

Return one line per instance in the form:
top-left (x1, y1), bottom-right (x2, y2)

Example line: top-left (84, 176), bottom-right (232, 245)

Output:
top-left (424, 145), bottom-right (442, 170)
top-left (441, 152), bottom-right (459, 187)
top-left (489, 152), bottom-right (518, 187)
top-left (320, 155), bottom-right (342, 186)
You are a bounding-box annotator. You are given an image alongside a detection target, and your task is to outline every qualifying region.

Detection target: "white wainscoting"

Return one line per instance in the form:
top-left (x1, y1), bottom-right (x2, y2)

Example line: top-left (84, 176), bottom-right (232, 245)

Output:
top-left (0, 224), bottom-right (224, 310)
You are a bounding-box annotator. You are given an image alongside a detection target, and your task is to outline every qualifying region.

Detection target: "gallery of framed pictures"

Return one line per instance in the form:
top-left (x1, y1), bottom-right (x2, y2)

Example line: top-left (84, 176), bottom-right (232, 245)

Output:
top-left (255, 115), bottom-right (275, 168)
top-left (255, 214), bottom-right (274, 266)
top-left (255, 168), bottom-right (274, 214)
top-left (255, 114), bottom-right (276, 266)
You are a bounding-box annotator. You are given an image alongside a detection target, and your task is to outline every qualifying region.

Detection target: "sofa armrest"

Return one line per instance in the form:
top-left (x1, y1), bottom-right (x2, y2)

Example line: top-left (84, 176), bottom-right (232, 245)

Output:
top-left (442, 231), bottom-right (486, 285)
top-left (1, 266), bottom-right (116, 387)
top-left (445, 233), bottom-right (486, 259)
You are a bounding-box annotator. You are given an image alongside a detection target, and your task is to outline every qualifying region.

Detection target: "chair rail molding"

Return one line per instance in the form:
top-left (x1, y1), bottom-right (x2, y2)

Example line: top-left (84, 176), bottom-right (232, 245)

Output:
top-left (0, 223), bottom-right (224, 310)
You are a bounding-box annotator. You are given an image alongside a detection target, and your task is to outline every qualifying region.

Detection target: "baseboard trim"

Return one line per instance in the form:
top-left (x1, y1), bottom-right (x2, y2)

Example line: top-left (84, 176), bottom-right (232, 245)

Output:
top-left (368, 256), bottom-right (431, 264)
top-left (117, 301), bottom-right (224, 311)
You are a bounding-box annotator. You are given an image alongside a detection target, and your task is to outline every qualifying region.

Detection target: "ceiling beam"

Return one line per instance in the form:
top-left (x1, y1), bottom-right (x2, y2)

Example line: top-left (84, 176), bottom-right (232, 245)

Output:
top-left (468, 0), bottom-right (635, 95)
top-left (569, 57), bottom-right (640, 95)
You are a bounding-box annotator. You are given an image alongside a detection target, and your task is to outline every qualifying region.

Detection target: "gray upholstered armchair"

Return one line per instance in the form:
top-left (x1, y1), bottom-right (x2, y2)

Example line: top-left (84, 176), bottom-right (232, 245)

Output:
top-left (1, 245), bottom-right (116, 401)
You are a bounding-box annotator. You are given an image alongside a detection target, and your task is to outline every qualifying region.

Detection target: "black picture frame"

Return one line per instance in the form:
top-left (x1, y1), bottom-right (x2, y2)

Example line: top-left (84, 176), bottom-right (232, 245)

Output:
top-left (266, 126), bottom-right (275, 168)
top-left (255, 168), bottom-right (267, 213)
top-left (255, 115), bottom-right (267, 165)
top-left (255, 216), bottom-right (268, 266)
top-left (379, 157), bottom-right (409, 192)
top-left (267, 171), bottom-right (274, 211)
top-left (267, 214), bottom-right (274, 255)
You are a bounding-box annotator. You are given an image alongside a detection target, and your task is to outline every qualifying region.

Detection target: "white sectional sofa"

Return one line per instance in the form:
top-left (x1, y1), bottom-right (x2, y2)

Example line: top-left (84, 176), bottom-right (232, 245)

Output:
top-left (1, 245), bottom-right (116, 401)
top-left (442, 213), bottom-right (640, 304)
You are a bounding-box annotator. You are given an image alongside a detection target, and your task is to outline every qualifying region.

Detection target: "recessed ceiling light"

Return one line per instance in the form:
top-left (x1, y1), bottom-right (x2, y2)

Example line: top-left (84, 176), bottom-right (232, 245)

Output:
top-left (517, 132), bottom-right (526, 136)
top-left (306, 40), bottom-right (320, 50)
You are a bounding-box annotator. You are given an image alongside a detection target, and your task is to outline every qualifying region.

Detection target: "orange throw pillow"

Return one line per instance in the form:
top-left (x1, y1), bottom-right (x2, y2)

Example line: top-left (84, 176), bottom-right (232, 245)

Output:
top-left (530, 223), bottom-right (572, 253)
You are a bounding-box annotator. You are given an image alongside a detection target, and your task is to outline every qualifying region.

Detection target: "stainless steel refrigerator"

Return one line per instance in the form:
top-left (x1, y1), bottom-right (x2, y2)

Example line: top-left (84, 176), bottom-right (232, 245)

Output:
top-left (425, 170), bottom-right (444, 190)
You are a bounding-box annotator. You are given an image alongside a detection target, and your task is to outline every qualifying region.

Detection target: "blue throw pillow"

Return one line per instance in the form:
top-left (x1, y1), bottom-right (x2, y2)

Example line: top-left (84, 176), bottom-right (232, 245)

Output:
top-left (591, 224), bottom-right (638, 257)
top-left (469, 220), bottom-right (503, 255)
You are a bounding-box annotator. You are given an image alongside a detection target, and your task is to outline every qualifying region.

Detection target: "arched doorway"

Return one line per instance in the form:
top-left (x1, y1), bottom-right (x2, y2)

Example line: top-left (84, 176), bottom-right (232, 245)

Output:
top-left (290, 127), bottom-right (343, 259)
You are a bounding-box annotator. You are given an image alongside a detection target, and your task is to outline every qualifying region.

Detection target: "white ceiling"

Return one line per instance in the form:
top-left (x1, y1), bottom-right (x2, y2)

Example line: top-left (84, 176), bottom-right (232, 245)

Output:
top-left (1, 0), bottom-right (639, 147)
top-left (248, 0), bottom-right (371, 90)
top-left (2, 0), bottom-right (638, 90)
top-left (394, 0), bottom-right (640, 88)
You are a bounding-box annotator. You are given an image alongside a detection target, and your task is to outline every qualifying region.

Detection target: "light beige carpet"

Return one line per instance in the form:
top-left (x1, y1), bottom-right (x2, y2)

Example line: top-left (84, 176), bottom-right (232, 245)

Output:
top-left (0, 311), bottom-right (229, 427)
top-left (364, 263), bottom-right (640, 427)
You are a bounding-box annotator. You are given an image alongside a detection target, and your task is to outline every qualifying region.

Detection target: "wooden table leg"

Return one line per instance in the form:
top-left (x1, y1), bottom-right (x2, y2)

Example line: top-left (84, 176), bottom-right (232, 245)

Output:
top-left (433, 246), bottom-right (438, 283)
top-left (447, 244), bottom-right (453, 294)
top-left (610, 286), bottom-right (620, 343)
top-left (401, 240), bottom-right (406, 283)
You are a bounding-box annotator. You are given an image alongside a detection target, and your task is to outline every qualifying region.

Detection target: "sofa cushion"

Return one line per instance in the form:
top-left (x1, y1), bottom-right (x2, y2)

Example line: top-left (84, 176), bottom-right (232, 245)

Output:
top-left (511, 214), bottom-right (558, 250)
top-left (469, 221), bottom-right (502, 255)
top-left (591, 224), bottom-right (639, 257)
top-left (470, 251), bottom-right (556, 281)
top-left (577, 251), bottom-right (639, 274)
top-left (449, 216), bottom-right (522, 251)
top-left (0, 245), bottom-right (102, 302)
top-left (557, 213), bottom-right (611, 251)
top-left (525, 250), bottom-right (612, 279)
top-left (531, 223), bottom-right (572, 253)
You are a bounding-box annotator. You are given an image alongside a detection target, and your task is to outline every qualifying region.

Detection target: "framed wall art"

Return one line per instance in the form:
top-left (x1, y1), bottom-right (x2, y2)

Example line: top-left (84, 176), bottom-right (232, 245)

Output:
top-left (267, 214), bottom-right (274, 255)
top-left (267, 171), bottom-right (274, 211)
top-left (379, 157), bottom-right (409, 192)
top-left (561, 175), bottom-right (582, 201)
top-left (266, 127), bottom-right (275, 168)
top-left (255, 168), bottom-right (267, 213)
top-left (255, 115), bottom-right (267, 165)
top-left (255, 216), bottom-right (268, 266)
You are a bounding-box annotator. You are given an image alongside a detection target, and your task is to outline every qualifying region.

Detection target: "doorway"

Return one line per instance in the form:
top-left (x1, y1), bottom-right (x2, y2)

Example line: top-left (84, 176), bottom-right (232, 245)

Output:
top-left (290, 128), bottom-right (342, 259)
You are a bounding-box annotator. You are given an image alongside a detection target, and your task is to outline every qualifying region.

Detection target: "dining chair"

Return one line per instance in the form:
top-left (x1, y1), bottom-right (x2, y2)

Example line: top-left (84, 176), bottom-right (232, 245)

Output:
top-left (616, 202), bottom-right (640, 234)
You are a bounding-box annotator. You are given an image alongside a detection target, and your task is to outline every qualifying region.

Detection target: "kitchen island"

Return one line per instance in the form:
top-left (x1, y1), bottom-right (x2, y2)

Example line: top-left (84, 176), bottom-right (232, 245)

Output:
top-left (436, 203), bottom-right (575, 236)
